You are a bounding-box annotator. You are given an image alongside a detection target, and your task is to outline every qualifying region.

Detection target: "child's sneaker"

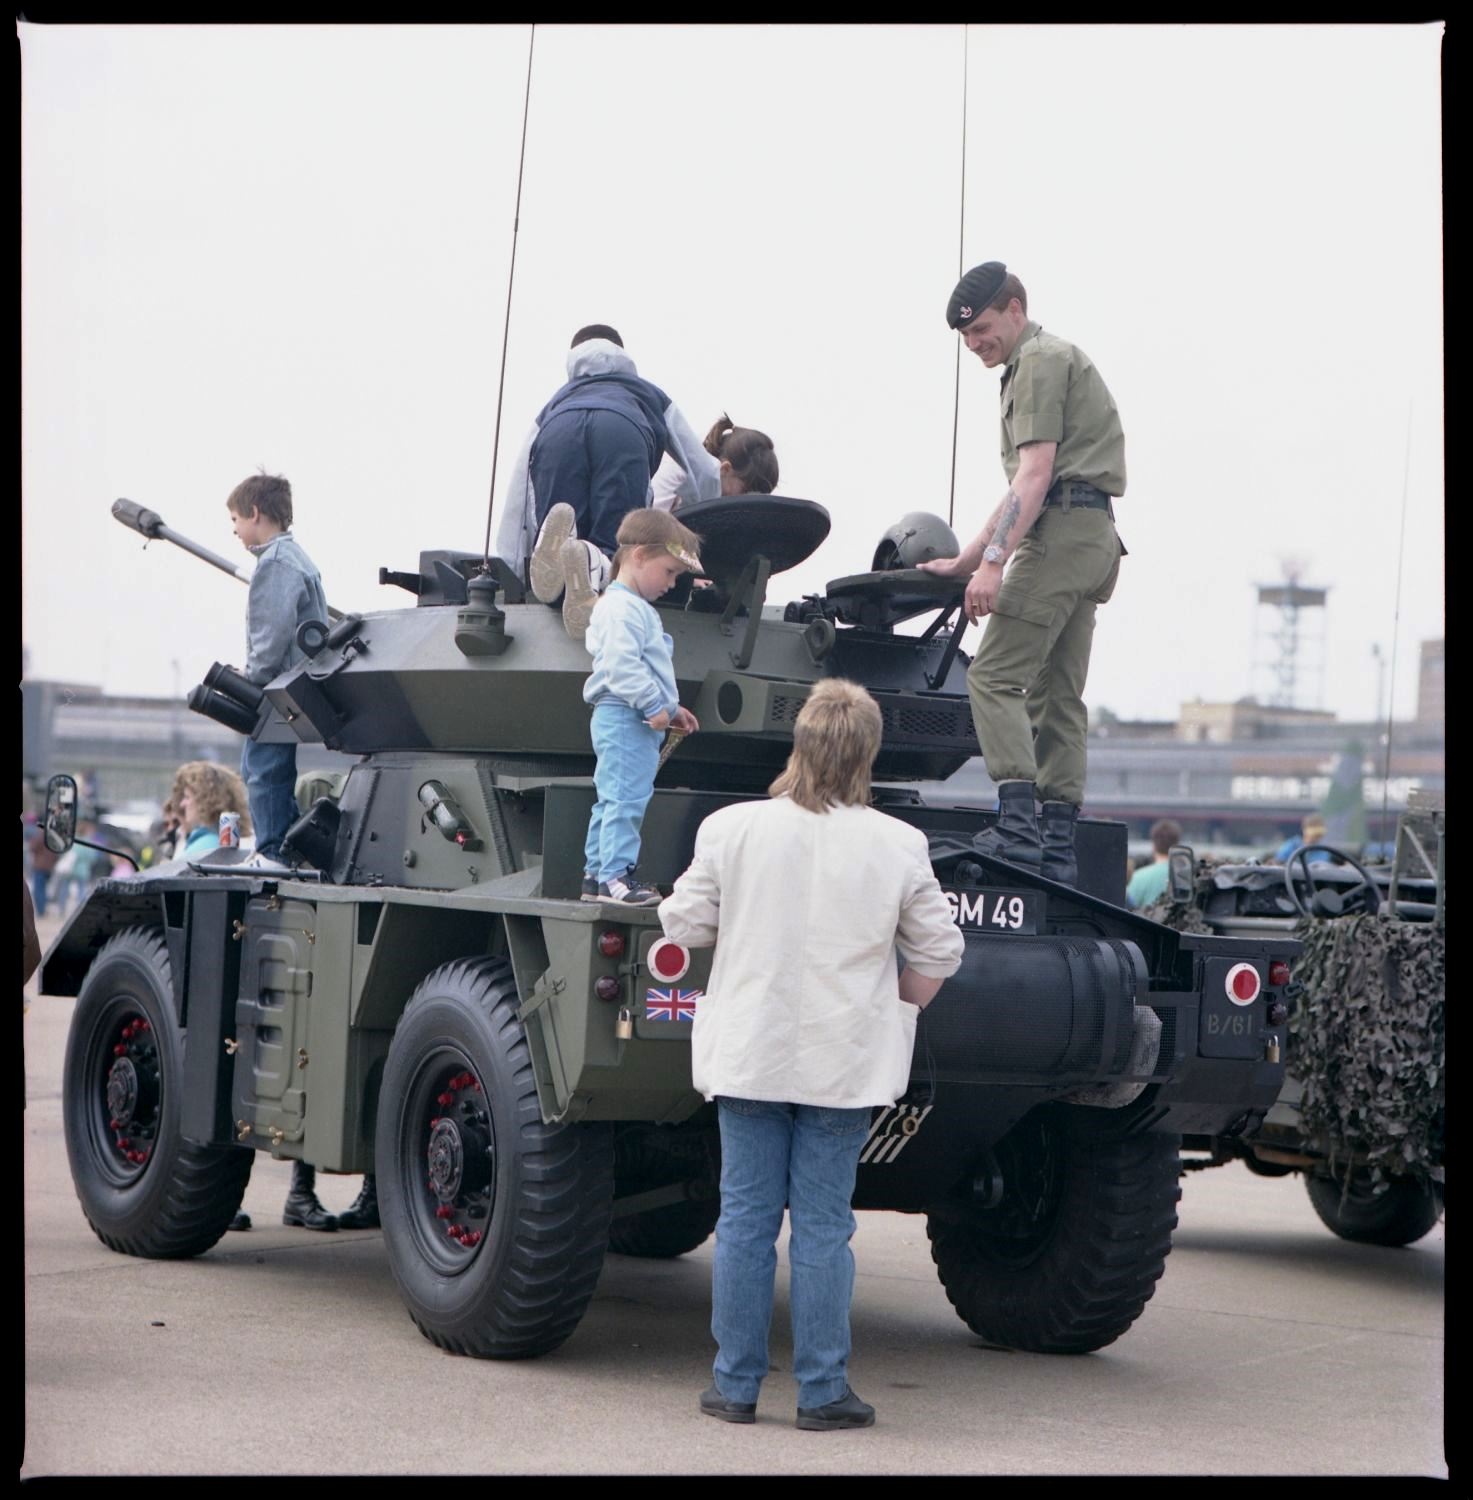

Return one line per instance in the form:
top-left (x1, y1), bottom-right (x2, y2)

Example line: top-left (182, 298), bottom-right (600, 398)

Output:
top-left (597, 869), bottom-right (663, 907)
top-left (530, 503), bottom-right (578, 604)
top-left (560, 538), bottom-right (602, 639)
top-left (580, 873), bottom-right (599, 902)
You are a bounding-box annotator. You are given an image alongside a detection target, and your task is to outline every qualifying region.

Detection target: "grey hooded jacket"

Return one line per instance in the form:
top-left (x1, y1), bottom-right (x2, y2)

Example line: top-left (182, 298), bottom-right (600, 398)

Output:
top-left (243, 532), bottom-right (329, 686)
top-left (494, 340), bottom-right (720, 575)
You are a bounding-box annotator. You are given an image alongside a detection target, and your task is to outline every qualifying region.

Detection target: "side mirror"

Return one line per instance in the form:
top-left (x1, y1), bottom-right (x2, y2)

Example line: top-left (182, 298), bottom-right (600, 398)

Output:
top-left (44, 774), bottom-right (78, 855)
top-left (1167, 844), bottom-right (1196, 904)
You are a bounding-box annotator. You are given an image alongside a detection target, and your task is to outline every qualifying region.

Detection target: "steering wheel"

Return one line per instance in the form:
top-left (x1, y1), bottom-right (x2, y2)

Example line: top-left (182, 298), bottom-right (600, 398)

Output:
top-left (1283, 844), bottom-right (1382, 919)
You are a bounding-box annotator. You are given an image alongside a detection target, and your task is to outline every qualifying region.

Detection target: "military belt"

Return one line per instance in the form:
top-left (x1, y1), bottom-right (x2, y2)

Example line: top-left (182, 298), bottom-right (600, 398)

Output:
top-left (1044, 480), bottom-right (1114, 514)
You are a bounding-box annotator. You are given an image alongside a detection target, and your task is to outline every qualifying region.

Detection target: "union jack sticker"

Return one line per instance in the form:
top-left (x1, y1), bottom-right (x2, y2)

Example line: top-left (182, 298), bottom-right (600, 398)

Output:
top-left (645, 987), bottom-right (701, 1022)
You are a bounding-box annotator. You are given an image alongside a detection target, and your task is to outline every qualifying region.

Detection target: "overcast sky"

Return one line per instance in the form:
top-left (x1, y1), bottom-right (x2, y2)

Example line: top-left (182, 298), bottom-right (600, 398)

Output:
top-left (21, 22), bottom-right (1444, 724)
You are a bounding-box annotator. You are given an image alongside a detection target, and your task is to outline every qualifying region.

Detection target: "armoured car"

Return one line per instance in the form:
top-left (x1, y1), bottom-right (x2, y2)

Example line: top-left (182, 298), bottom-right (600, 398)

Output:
top-left (41, 494), bottom-right (1300, 1357)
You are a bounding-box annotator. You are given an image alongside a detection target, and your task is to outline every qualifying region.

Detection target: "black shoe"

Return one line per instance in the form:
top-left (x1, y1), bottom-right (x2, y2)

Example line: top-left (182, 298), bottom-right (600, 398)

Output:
top-left (796, 1386), bottom-right (875, 1431)
top-left (283, 1161), bottom-right (338, 1231)
top-left (580, 873), bottom-right (600, 903)
top-left (1038, 800), bottom-right (1079, 887)
top-left (336, 1173), bottom-right (379, 1231)
top-left (699, 1384), bottom-right (756, 1424)
top-left (228, 1211), bottom-right (252, 1232)
top-left (972, 780), bottom-right (1042, 872)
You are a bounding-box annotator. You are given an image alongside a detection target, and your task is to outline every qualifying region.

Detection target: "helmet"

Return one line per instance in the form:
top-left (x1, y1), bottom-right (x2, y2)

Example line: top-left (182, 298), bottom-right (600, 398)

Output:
top-left (872, 512), bottom-right (960, 572)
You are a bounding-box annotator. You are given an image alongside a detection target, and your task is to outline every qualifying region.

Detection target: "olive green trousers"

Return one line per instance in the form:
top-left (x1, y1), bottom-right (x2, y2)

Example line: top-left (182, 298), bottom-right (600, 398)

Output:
top-left (965, 505), bottom-right (1122, 807)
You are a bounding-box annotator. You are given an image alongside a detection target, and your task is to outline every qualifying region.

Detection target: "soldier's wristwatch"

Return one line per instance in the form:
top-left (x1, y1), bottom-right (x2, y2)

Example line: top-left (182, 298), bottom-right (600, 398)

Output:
top-left (982, 545), bottom-right (1006, 566)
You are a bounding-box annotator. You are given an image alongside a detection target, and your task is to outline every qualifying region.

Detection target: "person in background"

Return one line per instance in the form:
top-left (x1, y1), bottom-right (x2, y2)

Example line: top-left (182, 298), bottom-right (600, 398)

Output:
top-left (1125, 818), bottom-right (1182, 909)
top-left (25, 815), bottom-right (59, 919)
top-left (659, 679), bottom-right (965, 1431)
top-left (1274, 813), bottom-right (1332, 866)
top-left (166, 762), bottom-right (253, 859)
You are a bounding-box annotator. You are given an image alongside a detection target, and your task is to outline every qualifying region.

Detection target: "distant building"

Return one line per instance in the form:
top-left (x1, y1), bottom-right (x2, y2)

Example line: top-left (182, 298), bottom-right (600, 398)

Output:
top-left (1418, 638), bottom-right (1444, 726)
top-left (1175, 697), bottom-right (1336, 743)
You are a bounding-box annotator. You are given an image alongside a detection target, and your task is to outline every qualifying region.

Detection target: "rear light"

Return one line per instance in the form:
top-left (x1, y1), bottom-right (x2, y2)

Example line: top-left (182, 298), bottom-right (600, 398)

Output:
top-left (1269, 960), bottom-right (1291, 987)
top-left (1225, 962), bottom-right (1261, 1006)
top-left (598, 930), bottom-right (626, 958)
top-left (594, 977), bottom-right (620, 1002)
top-left (648, 938), bottom-right (690, 983)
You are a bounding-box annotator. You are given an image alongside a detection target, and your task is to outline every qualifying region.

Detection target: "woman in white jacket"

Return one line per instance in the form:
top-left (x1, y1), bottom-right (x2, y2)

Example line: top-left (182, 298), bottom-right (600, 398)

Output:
top-left (659, 679), bottom-right (964, 1431)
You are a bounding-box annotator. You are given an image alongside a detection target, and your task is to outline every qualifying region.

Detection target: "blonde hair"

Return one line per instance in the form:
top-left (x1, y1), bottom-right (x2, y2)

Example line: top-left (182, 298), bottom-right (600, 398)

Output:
top-left (768, 679), bottom-right (883, 812)
top-left (610, 507), bottom-right (703, 580)
top-left (167, 761), bottom-right (253, 836)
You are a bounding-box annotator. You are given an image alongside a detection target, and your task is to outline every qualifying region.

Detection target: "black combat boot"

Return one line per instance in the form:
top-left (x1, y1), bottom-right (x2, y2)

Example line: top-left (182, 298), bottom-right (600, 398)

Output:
top-left (1039, 801), bottom-right (1080, 887)
top-left (335, 1173), bottom-right (379, 1231)
top-left (283, 1161), bottom-right (338, 1231)
top-left (971, 780), bottom-right (1043, 872)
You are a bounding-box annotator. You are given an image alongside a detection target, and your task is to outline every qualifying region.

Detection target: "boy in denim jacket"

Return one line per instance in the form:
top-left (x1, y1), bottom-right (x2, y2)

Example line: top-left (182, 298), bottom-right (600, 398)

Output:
top-left (582, 509), bottom-right (703, 906)
top-left (226, 473), bottom-right (329, 860)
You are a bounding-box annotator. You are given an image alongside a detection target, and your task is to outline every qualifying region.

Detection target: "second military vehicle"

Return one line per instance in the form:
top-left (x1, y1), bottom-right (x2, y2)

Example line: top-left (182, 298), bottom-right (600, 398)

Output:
top-left (41, 493), bottom-right (1299, 1358)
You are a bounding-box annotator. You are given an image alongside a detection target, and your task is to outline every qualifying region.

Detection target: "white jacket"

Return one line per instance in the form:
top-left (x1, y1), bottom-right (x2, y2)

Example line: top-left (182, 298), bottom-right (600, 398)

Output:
top-left (658, 797), bottom-right (965, 1109)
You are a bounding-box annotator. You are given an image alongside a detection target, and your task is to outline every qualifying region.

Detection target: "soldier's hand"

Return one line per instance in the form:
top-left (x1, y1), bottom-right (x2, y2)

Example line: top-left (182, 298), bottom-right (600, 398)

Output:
top-left (917, 553), bottom-right (968, 578)
top-left (964, 566), bottom-right (1002, 623)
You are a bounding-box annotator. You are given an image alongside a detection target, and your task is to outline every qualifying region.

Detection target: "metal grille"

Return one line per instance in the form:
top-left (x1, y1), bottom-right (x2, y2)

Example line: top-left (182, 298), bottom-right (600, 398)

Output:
top-left (769, 694), bottom-right (805, 725)
top-left (766, 690), bottom-right (976, 747)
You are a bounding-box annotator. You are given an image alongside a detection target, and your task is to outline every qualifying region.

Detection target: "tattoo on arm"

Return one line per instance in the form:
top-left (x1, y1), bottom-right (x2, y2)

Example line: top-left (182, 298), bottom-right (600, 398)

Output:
top-left (989, 490), bottom-right (1022, 553)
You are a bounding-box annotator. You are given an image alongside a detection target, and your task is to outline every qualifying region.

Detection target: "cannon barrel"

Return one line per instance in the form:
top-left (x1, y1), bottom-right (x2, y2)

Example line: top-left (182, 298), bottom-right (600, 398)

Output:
top-left (112, 497), bottom-right (344, 621)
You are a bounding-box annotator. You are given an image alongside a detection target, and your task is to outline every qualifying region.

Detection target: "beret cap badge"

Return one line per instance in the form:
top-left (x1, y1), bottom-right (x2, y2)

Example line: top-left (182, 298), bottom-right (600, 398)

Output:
top-left (946, 261), bottom-right (1008, 329)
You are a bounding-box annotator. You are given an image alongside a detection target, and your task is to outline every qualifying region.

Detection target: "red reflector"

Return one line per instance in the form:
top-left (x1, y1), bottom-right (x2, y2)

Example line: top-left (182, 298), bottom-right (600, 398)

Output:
top-left (1269, 961), bottom-right (1291, 987)
top-left (1226, 963), bottom-right (1261, 1005)
top-left (598, 930), bottom-right (626, 958)
top-left (648, 939), bottom-right (690, 983)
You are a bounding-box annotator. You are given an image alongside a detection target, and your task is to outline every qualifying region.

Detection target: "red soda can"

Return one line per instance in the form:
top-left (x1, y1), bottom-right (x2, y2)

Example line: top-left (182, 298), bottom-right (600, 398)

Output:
top-left (218, 812), bottom-right (241, 849)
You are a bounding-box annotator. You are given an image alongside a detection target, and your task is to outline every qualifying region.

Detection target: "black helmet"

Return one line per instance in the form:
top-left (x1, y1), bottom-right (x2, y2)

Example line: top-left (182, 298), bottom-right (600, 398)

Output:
top-left (872, 512), bottom-right (960, 571)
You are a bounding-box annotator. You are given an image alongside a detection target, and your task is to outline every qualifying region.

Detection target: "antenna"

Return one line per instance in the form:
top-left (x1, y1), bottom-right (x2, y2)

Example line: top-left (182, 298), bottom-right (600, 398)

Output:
top-left (1252, 556), bottom-right (1328, 708)
top-left (481, 24), bottom-right (538, 571)
top-left (947, 24), bottom-right (968, 530)
top-left (1380, 401), bottom-right (1414, 845)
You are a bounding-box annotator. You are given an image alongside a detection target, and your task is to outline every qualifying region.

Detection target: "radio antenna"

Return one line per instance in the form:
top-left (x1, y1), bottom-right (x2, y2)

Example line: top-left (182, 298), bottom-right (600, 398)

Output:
top-left (481, 23), bottom-right (538, 570)
top-left (1379, 400), bottom-right (1414, 845)
top-left (947, 23), bottom-right (969, 530)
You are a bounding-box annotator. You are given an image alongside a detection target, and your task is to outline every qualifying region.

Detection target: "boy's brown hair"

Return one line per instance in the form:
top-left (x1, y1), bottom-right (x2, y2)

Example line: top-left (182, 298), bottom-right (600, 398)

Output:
top-left (768, 679), bottom-right (883, 812)
top-left (226, 472), bottom-right (293, 529)
top-left (610, 508), bottom-right (703, 580)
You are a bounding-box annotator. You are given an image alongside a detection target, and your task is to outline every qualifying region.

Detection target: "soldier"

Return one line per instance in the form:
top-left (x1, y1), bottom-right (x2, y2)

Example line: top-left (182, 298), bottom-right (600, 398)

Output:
top-left (920, 262), bottom-right (1126, 885)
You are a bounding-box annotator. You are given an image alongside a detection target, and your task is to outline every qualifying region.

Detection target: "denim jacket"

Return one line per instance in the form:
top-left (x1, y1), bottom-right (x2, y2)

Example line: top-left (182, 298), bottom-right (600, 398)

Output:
top-left (244, 532), bottom-right (329, 685)
top-left (582, 581), bottom-right (679, 721)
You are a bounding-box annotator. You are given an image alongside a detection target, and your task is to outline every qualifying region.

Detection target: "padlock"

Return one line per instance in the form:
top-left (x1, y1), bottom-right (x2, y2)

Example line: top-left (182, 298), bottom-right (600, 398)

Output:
top-left (616, 1007), bottom-right (635, 1040)
top-left (1265, 1037), bottom-right (1281, 1064)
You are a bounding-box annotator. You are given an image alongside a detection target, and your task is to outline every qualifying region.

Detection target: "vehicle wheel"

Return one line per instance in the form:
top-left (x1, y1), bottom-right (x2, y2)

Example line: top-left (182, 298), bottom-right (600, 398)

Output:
top-left (62, 926), bottom-right (253, 1257)
top-left (926, 1106), bottom-right (1181, 1354)
top-left (608, 1194), bottom-right (720, 1258)
top-left (376, 956), bottom-right (614, 1358)
top-left (1304, 1170), bottom-right (1443, 1246)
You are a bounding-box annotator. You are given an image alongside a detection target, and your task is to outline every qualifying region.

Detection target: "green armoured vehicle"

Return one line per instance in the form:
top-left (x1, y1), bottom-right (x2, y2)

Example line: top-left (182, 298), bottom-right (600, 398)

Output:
top-left (40, 493), bottom-right (1300, 1358)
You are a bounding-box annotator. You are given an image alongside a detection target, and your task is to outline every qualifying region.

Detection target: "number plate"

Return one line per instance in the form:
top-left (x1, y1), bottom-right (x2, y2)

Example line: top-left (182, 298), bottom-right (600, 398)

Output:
top-left (943, 887), bottom-right (1040, 935)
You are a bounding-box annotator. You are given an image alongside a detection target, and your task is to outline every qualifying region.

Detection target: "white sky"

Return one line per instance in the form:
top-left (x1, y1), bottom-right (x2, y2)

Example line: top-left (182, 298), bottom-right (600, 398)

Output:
top-left (21, 22), bottom-right (1445, 723)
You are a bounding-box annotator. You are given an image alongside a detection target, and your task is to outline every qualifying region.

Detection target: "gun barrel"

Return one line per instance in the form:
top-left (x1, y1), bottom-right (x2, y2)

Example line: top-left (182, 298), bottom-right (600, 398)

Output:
top-left (112, 497), bottom-right (344, 620)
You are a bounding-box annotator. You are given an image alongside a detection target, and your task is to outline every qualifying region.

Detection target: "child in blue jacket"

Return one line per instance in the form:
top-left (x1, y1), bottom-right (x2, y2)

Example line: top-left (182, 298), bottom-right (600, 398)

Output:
top-left (582, 509), bottom-right (703, 905)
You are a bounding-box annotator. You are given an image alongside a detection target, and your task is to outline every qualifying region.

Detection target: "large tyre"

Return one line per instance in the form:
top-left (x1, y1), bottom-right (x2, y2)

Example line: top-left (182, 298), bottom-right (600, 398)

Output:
top-left (376, 956), bottom-right (614, 1359)
top-left (926, 1107), bottom-right (1181, 1354)
top-left (62, 926), bottom-right (253, 1258)
top-left (608, 1194), bottom-right (720, 1258)
top-left (1305, 1171), bottom-right (1443, 1247)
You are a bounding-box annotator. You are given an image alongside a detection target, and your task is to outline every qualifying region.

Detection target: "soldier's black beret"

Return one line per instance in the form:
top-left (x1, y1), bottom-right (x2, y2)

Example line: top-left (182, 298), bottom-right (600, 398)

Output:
top-left (946, 262), bottom-right (1008, 329)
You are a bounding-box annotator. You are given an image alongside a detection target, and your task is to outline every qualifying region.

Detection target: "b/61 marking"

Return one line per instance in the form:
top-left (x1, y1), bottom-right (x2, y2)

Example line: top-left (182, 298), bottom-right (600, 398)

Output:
top-left (1204, 1012), bottom-right (1254, 1037)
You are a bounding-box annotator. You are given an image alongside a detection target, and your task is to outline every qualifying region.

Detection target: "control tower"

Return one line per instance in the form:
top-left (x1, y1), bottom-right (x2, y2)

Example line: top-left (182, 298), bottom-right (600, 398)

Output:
top-left (1251, 558), bottom-right (1329, 709)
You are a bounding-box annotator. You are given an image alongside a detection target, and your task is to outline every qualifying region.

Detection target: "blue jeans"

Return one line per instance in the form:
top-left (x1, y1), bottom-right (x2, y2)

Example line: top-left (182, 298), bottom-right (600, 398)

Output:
top-left (712, 1097), bottom-right (872, 1409)
top-left (584, 702), bottom-right (661, 883)
top-left (531, 407), bottom-right (653, 557)
top-left (240, 738), bottom-right (298, 858)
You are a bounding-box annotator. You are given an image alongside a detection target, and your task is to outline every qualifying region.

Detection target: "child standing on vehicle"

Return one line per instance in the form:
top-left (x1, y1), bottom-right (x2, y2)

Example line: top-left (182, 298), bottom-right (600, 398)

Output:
top-left (226, 473), bottom-right (329, 860)
top-left (581, 509), bottom-right (703, 906)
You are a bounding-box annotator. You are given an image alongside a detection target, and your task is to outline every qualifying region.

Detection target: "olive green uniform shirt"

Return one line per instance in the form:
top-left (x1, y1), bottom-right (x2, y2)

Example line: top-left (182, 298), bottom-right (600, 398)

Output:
top-left (1000, 320), bottom-right (1126, 497)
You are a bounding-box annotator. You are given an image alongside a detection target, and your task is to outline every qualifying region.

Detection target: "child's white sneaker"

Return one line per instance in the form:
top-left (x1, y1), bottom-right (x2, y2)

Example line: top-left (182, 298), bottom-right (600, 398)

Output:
top-left (530, 503), bottom-right (578, 604)
top-left (560, 539), bottom-right (603, 639)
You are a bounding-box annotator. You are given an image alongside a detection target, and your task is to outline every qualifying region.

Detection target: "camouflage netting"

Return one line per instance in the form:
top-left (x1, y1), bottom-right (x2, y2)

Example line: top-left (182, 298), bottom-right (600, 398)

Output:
top-left (1136, 895), bottom-right (1214, 934)
top-left (1287, 912), bottom-right (1445, 1185)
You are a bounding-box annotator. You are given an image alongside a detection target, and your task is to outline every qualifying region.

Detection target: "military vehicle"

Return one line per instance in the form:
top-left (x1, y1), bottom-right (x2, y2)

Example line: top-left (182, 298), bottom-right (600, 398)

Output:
top-left (41, 493), bottom-right (1301, 1359)
top-left (1158, 806), bottom-right (1445, 1247)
